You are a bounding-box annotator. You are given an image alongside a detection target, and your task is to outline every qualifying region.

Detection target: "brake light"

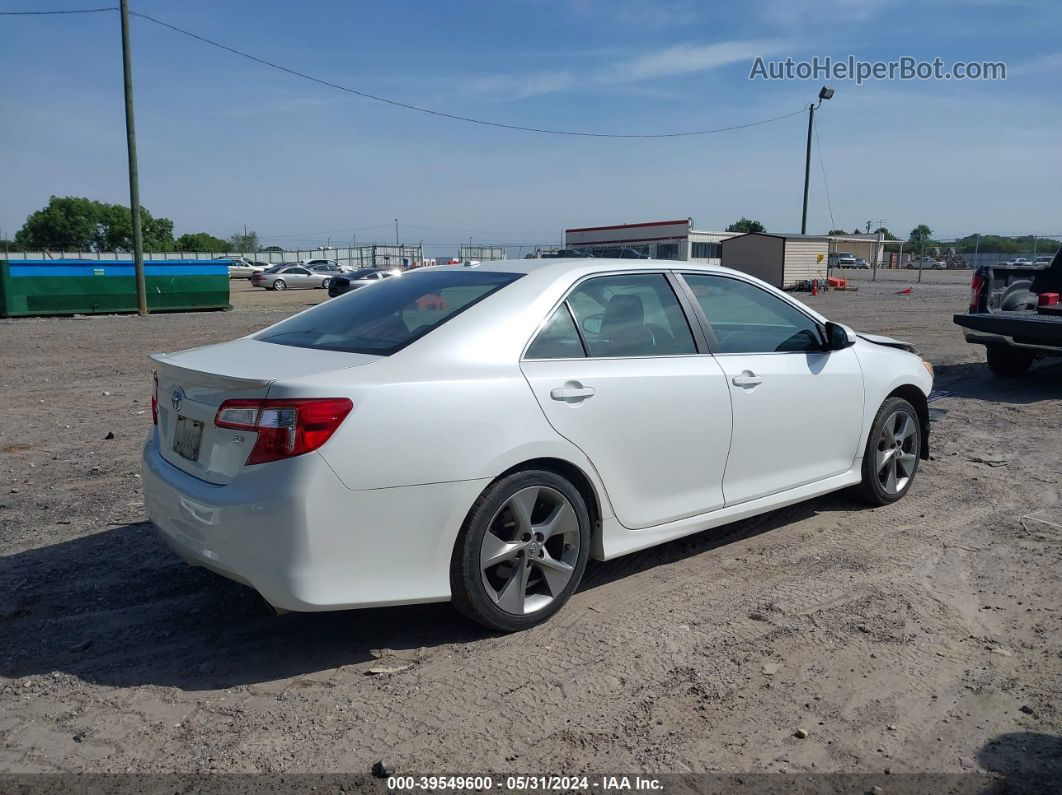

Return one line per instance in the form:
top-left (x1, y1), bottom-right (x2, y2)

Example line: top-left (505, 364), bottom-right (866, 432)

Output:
top-left (214, 398), bottom-right (353, 465)
top-left (969, 272), bottom-right (985, 312)
top-left (151, 371), bottom-right (159, 425)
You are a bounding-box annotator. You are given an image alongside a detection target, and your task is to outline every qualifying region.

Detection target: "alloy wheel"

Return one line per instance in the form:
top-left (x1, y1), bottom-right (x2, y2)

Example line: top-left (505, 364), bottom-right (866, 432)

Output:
top-left (480, 486), bottom-right (581, 615)
top-left (876, 410), bottom-right (918, 495)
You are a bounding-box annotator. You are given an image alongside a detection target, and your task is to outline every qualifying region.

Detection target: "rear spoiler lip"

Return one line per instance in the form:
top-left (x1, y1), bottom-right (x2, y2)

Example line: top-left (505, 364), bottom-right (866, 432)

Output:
top-left (150, 352), bottom-right (275, 390)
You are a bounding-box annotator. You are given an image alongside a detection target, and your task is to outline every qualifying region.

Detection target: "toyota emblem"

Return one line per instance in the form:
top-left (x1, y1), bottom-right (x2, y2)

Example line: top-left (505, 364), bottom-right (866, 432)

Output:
top-left (171, 386), bottom-right (185, 411)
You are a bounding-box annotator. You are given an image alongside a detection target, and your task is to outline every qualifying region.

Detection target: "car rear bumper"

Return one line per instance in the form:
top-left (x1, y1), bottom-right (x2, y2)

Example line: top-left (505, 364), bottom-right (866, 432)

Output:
top-left (142, 432), bottom-right (487, 611)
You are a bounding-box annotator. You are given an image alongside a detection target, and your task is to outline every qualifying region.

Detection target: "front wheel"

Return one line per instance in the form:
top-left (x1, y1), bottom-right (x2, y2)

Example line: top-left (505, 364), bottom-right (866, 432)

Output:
top-left (857, 397), bottom-right (921, 505)
top-left (986, 346), bottom-right (1033, 377)
top-left (272, 279), bottom-right (286, 291)
top-left (451, 470), bottom-right (590, 632)
top-left (320, 278), bottom-right (331, 289)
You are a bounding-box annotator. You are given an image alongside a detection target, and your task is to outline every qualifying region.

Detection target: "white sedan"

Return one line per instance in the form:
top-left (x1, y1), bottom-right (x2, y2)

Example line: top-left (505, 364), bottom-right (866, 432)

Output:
top-left (143, 259), bottom-right (934, 631)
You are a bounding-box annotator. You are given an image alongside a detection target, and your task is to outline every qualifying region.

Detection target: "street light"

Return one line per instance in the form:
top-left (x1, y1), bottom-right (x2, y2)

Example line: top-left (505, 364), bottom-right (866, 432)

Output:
top-left (800, 85), bottom-right (833, 235)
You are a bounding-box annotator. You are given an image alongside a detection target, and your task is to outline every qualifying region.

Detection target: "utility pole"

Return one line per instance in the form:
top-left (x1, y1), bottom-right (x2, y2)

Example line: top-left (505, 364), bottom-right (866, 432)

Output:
top-left (394, 219), bottom-right (399, 246)
top-left (120, 0), bottom-right (147, 315)
top-left (801, 86), bottom-right (833, 235)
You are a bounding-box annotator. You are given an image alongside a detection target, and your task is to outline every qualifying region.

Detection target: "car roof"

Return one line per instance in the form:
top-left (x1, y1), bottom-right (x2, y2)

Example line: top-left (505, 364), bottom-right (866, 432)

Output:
top-left (428, 257), bottom-right (733, 279)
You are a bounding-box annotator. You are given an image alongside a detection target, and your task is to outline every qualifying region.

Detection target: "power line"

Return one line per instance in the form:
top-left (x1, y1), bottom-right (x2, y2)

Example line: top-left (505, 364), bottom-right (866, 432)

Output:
top-left (813, 124), bottom-right (836, 231)
top-left (0, 7), bottom-right (115, 14)
top-left (127, 10), bottom-right (807, 139)
top-left (3, 6), bottom-right (808, 139)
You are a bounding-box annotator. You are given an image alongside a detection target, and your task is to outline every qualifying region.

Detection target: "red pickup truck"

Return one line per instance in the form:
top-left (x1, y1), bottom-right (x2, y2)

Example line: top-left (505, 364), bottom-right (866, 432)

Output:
top-left (953, 248), bottom-right (1062, 376)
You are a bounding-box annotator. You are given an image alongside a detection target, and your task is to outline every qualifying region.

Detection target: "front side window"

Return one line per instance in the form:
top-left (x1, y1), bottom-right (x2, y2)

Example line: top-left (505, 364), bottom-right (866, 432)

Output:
top-left (564, 273), bottom-right (696, 357)
top-left (257, 270), bottom-right (521, 355)
top-left (681, 273), bottom-right (823, 354)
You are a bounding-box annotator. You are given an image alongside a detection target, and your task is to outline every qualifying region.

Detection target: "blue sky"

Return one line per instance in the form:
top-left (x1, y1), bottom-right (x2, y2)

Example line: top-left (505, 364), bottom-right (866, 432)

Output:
top-left (1, 0), bottom-right (1060, 256)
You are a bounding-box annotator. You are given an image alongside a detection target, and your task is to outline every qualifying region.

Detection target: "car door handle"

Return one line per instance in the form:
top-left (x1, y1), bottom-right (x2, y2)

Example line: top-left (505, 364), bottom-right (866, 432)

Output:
top-left (731, 372), bottom-right (764, 387)
top-left (550, 385), bottom-right (596, 401)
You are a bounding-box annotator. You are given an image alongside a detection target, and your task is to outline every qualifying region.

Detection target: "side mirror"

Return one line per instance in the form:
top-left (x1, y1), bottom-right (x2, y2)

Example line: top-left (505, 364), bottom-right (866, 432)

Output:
top-left (824, 321), bottom-right (856, 351)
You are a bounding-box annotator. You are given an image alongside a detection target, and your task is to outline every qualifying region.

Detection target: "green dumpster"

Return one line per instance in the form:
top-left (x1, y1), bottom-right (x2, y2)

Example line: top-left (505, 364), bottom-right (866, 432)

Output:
top-left (0, 259), bottom-right (231, 317)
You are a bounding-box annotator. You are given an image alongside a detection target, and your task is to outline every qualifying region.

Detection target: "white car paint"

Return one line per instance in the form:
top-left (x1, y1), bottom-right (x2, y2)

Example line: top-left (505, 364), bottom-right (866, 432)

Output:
top-left (143, 258), bottom-right (933, 615)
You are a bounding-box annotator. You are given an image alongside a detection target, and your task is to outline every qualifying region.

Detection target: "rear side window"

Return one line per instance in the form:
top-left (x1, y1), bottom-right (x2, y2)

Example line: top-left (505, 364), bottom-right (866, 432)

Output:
top-left (257, 270), bottom-right (522, 355)
top-left (564, 273), bottom-right (696, 357)
top-left (526, 305), bottom-right (585, 359)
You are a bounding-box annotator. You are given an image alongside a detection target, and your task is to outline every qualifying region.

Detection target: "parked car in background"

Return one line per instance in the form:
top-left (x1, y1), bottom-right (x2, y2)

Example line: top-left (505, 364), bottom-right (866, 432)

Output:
top-left (1007, 258), bottom-right (1033, 267)
top-left (145, 258), bottom-right (933, 631)
top-left (542, 249), bottom-right (594, 259)
top-left (308, 262), bottom-right (344, 286)
top-left (327, 268), bottom-right (400, 298)
top-left (1032, 256), bottom-right (1054, 267)
top-left (251, 264), bottom-right (331, 291)
top-left (852, 258), bottom-right (870, 269)
top-left (834, 252), bottom-right (857, 267)
top-left (300, 258), bottom-right (351, 273)
top-left (222, 257), bottom-right (267, 280)
top-left (907, 256), bottom-right (942, 269)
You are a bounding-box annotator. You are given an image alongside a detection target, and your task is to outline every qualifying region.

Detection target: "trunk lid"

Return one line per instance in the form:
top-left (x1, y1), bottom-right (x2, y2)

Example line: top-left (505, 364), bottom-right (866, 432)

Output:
top-left (152, 338), bottom-right (377, 484)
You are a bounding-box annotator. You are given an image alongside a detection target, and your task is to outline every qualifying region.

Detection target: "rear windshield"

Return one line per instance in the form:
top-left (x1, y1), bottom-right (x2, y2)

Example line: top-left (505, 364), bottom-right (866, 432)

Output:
top-left (256, 270), bottom-right (522, 355)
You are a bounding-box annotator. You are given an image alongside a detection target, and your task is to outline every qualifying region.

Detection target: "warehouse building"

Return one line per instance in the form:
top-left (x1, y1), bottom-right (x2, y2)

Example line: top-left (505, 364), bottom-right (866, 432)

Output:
top-left (719, 232), bottom-right (829, 289)
top-left (563, 219), bottom-right (731, 264)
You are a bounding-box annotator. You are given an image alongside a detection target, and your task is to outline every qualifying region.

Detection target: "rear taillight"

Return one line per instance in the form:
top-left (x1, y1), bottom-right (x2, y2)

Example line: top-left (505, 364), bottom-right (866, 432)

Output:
top-left (214, 398), bottom-right (353, 465)
top-left (151, 371), bottom-right (159, 425)
top-left (969, 272), bottom-right (985, 312)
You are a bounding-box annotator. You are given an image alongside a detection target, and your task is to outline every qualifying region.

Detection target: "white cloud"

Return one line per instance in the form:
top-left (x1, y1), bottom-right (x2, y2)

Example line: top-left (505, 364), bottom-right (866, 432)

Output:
top-left (568, 0), bottom-right (702, 29)
top-left (447, 38), bottom-right (791, 102)
top-left (1007, 51), bottom-right (1062, 76)
top-left (764, 0), bottom-right (889, 27)
top-left (462, 71), bottom-right (577, 100)
top-left (610, 40), bottom-right (792, 82)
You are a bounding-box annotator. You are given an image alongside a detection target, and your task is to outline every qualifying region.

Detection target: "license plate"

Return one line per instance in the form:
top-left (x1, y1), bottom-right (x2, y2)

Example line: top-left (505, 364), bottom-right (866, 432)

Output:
top-left (172, 415), bottom-right (204, 462)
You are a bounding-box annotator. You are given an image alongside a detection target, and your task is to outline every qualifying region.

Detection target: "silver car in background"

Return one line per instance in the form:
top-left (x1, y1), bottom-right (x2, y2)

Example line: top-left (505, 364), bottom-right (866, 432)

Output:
top-left (223, 257), bottom-right (268, 279)
top-left (251, 264), bottom-right (331, 291)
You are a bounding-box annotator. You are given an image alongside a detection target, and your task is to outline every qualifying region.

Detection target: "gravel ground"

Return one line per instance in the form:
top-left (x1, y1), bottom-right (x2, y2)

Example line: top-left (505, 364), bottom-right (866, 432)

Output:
top-left (0, 277), bottom-right (1059, 783)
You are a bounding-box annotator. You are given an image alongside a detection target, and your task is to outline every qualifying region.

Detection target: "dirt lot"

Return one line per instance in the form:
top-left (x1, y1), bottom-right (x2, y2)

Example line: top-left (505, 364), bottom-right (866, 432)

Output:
top-left (1, 276), bottom-right (1059, 782)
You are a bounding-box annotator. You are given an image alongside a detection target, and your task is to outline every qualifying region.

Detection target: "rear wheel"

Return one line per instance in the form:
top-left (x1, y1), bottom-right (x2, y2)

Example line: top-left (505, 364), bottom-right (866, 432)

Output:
top-left (986, 346), bottom-right (1033, 377)
top-left (857, 397), bottom-right (921, 505)
top-left (321, 278), bottom-right (331, 289)
top-left (272, 279), bottom-right (286, 291)
top-left (451, 470), bottom-right (590, 632)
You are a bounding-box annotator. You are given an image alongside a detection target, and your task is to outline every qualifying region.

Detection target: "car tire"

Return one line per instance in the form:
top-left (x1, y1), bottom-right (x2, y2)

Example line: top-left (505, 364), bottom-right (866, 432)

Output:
top-left (321, 278), bottom-right (331, 289)
top-left (986, 346), bottom-right (1033, 377)
top-left (272, 279), bottom-right (286, 291)
top-left (856, 396), bottom-right (921, 506)
top-left (451, 469), bottom-right (591, 632)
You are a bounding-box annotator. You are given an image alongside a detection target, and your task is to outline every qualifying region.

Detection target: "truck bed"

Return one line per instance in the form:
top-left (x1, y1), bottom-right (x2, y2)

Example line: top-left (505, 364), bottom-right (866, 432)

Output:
top-left (954, 308), bottom-right (1062, 347)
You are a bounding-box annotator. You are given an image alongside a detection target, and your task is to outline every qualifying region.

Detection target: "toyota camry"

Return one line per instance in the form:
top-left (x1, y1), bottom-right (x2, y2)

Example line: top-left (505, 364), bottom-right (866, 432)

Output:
top-left (143, 259), bottom-right (933, 631)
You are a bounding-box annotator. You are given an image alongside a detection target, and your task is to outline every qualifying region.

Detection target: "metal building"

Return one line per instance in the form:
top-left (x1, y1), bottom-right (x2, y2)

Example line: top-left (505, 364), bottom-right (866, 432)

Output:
top-left (564, 219), bottom-right (731, 263)
top-left (719, 232), bottom-right (829, 289)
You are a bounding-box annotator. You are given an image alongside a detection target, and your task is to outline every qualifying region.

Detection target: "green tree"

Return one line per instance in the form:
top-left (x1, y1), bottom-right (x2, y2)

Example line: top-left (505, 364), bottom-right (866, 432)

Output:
top-left (229, 230), bottom-right (260, 252)
top-left (13, 195), bottom-right (174, 251)
top-left (175, 232), bottom-right (230, 252)
top-left (873, 226), bottom-right (897, 240)
top-left (725, 218), bottom-right (766, 233)
top-left (827, 228), bottom-right (848, 235)
top-left (909, 224), bottom-right (933, 243)
top-left (261, 245), bottom-right (284, 252)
